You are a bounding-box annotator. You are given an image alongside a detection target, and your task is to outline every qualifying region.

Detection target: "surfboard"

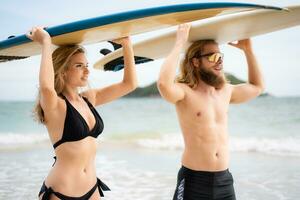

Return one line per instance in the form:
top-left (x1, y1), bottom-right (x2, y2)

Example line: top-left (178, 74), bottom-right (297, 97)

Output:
top-left (0, 2), bottom-right (282, 63)
top-left (94, 5), bottom-right (299, 71)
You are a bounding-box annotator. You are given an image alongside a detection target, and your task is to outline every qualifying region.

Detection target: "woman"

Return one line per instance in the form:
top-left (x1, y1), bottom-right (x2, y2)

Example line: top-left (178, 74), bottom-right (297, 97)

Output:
top-left (27, 27), bottom-right (137, 200)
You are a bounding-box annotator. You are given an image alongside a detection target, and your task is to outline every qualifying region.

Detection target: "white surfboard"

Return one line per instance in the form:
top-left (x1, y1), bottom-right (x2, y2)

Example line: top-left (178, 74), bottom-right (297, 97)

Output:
top-left (1, 2), bottom-right (280, 63)
top-left (94, 5), bottom-right (300, 71)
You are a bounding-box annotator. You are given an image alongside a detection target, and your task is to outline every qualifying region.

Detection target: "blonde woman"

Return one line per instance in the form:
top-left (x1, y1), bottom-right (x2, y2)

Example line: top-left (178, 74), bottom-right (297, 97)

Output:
top-left (27, 27), bottom-right (137, 200)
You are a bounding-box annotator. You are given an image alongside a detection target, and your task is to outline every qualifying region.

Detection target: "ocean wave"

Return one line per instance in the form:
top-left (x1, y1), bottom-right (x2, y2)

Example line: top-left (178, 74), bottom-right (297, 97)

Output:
top-left (136, 134), bottom-right (300, 157)
top-left (136, 134), bottom-right (184, 150)
top-left (1, 132), bottom-right (300, 157)
top-left (230, 137), bottom-right (300, 156)
top-left (0, 132), bottom-right (48, 150)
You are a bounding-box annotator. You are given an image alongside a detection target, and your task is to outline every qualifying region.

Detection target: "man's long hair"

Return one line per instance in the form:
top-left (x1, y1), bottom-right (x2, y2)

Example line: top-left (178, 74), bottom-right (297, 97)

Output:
top-left (176, 40), bottom-right (224, 89)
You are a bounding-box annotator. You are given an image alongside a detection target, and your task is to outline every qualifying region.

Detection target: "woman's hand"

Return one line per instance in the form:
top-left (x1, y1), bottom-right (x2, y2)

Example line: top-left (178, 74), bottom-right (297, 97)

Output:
top-left (26, 26), bottom-right (51, 45)
top-left (112, 36), bottom-right (131, 46)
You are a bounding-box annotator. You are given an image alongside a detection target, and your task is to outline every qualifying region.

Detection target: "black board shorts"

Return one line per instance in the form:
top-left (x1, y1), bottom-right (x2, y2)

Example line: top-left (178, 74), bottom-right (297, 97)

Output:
top-left (173, 166), bottom-right (236, 200)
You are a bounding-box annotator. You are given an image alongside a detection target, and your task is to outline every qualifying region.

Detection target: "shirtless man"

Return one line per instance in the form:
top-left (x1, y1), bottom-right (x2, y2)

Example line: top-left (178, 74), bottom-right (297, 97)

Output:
top-left (157, 24), bottom-right (264, 200)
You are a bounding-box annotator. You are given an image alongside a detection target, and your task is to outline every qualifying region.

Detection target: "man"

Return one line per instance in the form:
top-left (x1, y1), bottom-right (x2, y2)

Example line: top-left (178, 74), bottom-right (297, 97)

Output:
top-left (157, 24), bottom-right (264, 200)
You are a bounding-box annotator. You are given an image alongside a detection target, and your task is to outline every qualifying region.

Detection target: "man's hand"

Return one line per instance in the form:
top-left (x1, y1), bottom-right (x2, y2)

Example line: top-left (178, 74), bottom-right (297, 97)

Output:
top-left (175, 23), bottom-right (191, 47)
top-left (228, 39), bottom-right (252, 52)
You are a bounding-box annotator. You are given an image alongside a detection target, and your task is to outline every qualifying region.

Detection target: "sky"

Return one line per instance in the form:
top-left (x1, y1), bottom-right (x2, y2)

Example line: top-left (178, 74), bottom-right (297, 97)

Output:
top-left (0, 0), bottom-right (300, 101)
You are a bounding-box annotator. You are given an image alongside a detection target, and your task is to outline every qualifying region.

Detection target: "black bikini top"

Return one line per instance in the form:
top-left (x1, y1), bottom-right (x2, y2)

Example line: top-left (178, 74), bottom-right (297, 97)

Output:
top-left (53, 95), bottom-right (104, 149)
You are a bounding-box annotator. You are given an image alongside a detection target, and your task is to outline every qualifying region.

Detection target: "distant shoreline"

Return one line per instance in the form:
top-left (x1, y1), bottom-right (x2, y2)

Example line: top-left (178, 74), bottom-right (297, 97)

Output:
top-left (125, 73), bottom-right (271, 98)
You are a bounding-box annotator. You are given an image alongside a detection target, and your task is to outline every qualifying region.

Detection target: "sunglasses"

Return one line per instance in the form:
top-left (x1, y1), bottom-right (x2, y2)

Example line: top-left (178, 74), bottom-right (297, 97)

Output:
top-left (196, 52), bottom-right (224, 63)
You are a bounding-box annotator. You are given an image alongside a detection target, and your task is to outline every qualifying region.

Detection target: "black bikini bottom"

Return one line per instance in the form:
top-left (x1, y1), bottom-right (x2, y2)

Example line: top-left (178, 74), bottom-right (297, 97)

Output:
top-left (38, 177), bottom-right (110, 200)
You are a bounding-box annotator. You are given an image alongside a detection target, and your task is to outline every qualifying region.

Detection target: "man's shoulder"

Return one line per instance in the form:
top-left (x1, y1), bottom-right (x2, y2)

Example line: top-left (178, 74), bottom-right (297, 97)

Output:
top-left (175, 82), bottom-right (191, 90)
top-left (225, 83), bottom-right (234, 90)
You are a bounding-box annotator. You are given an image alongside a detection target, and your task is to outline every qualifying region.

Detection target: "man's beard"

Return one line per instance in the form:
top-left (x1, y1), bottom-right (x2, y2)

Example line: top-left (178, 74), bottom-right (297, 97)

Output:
top-left (198, 66), bottom-right (226, 89)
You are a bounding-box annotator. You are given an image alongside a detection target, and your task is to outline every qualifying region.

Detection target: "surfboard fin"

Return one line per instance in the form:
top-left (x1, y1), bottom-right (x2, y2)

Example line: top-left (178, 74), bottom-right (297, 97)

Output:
top-left (0, 55), bottom-right (29, 63)
top-left (100, 48), bottom-right (112, 56)
top-left (108, 41), bottom-right (122, 50)
top-left (99, 41), bottom-right (122, 56)
top-left (103, 56), bottom-right (154, 71)
top-left (7, 35), bottom-right (16, 39)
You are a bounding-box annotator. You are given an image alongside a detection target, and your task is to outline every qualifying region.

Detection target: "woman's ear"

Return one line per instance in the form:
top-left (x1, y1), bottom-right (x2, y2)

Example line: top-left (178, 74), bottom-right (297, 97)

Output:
top-left (192, 58), bottom-right (200, 68)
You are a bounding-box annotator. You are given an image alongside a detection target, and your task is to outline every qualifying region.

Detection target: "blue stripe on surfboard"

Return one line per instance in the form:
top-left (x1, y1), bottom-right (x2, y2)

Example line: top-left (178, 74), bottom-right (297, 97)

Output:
top-left (0, 2), bottom-right (283, 50)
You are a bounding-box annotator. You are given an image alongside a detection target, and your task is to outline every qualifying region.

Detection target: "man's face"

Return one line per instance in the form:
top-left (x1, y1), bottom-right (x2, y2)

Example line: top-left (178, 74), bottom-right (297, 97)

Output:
top-left (195, 43), bottom-right (226, 89)
top-left (199, 43), bottom-right (223, 75)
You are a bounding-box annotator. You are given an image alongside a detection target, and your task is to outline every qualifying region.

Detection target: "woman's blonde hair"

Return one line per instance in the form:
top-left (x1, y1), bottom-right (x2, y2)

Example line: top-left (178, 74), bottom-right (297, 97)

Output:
top-left (33, 45), bottom-right (85, 124)
top-left (176, 40), bottom-right (217, 88)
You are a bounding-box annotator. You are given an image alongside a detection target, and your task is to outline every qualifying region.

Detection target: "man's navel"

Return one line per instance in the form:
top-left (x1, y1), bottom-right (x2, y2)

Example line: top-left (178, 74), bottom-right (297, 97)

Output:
top-left (196, 111), bottom-right (201, 117)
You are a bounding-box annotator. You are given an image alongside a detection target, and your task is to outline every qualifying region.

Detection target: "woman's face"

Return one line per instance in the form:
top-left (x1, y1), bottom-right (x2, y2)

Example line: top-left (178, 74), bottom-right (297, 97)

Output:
top-left (64, 52), bottom-right (89, 87)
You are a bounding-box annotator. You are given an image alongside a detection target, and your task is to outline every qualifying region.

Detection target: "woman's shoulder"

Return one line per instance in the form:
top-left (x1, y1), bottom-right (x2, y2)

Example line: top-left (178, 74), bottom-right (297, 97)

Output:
top-left (80, 89), bottom-right (96, 106)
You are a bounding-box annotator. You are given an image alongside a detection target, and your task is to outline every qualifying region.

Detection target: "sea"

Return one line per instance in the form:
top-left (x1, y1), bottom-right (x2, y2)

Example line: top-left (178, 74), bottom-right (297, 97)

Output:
top-left (0, 96), bottom-right (299, 200)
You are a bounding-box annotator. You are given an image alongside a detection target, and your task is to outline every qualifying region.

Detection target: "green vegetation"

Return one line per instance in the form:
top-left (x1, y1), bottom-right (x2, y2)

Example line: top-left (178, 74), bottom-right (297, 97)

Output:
top-left (125, 73), bottom-right (269, 97)
top-left (125, 82), bottom-right (159, 97)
